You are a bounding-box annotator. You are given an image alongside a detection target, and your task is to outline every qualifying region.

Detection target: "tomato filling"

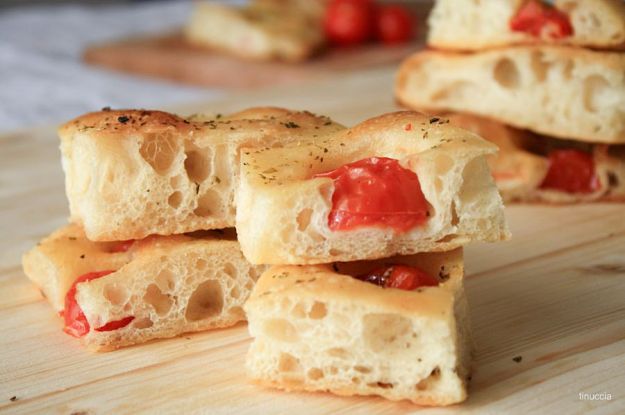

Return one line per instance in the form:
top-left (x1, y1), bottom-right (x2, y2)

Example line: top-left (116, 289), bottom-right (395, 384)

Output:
top-left (356, 265), bottom-right (439, 290)
top-left (63, 270), bottom-right (134, 338)
top-left (539, 149), bottom-right (599, 194)
top-left (109, 240), bottom-right (135, 253)
top-left (509, 0), bottom-right (573, 39)
top-left (313, 157), bottom-right (429, 233)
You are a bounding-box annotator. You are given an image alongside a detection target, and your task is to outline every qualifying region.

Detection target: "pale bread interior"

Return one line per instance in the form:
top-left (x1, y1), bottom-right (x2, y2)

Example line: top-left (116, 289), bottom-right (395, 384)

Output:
top-left (236, 111), bottom-right (509, 265)
top-left (59, 107), bottom-right (343, 241)
top-left (22, 224), bottom-right (267, 351)
top-left (244, 248), bottom-right (471, 406)
top-left (396, 46), bottom-right (625, 144)
top-left (428, 0), bottom-right (625, 50)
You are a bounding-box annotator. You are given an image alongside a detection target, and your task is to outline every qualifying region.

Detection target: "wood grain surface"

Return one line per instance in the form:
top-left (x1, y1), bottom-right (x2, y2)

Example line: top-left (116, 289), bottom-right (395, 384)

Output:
top-left (83, 33), bottom-right (422, 88)
top-left (1, 68), bottom-right (625, 414)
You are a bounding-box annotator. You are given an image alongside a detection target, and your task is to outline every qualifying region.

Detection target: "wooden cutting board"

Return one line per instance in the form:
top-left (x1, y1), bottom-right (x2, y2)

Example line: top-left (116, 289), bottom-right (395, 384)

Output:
top-left (83, 33), bottom-right (423, 88)
top-left (82, 2), bottom-right (432, 88)
top-left (2, 68), bottom-right (625, 414)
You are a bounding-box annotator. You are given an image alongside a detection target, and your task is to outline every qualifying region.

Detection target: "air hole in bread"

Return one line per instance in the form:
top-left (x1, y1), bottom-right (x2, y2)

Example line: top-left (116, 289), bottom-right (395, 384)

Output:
top-left (278, 353), bottom-right (301, 372)
top-left (450, 201), bottom-right (460, 226)
top-left (351, 377), bottom-right (361, 384)
top-left (170, 174), bottom-right (183, 189)
top-left (296, 208), bottom-right (313, 232)
top-left (329, 366), bottom-right (339, 375)
top-left (133, 317), bottom-right (153, 329)
top-left (562, 60), bottom-right (574, 80)
top-left (156, 269), bottom-right (176, 292)
top-left (103, 283), bottom-right (128, 306)
top-left (354, 366), bottom-right (372, 374)
top-left (493, 58), bottom-right (520, 89)
top-left (263, 318), bottom-right (299, 342)
top-left (435, 154), bottom-right (454, 175)
top-left (431, 81), bottom-right (473, 102)
top-left (583, 75), bottom-right (610, 113)
top-left (434, 177), bottom-right (444, 193)
top-left (144, 283), bottom-right (173, 316)
top-left (368, 382), bottom-right (394, 389)
top-left (184, 147), bottom-right (212, 183)
top-left (307, 368), bottom-right (324, 381)
top-left (230, 286), bottom-right (240, 299)
top-left (196, 259), bottom-right (208, 270)
top-left (229, 306), bottom-right (245, 319)
top-left (326, 347), bottom-right (349, 359)
top-left (363, 313), bottom-right (412, 353)
top-left (139, 133), bottom-right (179, 175)
top-left (222, 262), bottom-right (237, 279)
top-left (308, 301), bottom-right (327, 319)
top-left (329, 248), bottom-right (346, 256)
top-left (168, 191), bottom-right (183, 209)
top-left (436, 234), bottom-right (459, 243)
top-left (248, 267), bottom-right (259, 281)
top-left (416, 367), bottom-right (441, 391)
top-left (185, 280), bottom-right (224, 321)
top-left (194, 189), bottom-right (221, 217)
top-left (292, 303), bottom-right (307, 318)
top-left (530, 51), bottom-right (550, 82)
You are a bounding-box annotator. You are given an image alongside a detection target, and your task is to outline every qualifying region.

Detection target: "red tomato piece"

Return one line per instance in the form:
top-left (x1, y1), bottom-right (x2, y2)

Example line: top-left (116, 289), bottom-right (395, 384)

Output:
top-left (356, 265), bottom-right (438, 291)
top-left (95, 316), bottom-right (135, 332)
top-left (539, 149), bottom-right (599, 194)
top-left (510, 0), bottom-right (573, 39)
top-left (109, 239), bottom-right (135, 253)
top-left (313, 157), bottom-right (429, 233)
top-left (324, 0), bottom-right (374, 46)
top-left (63, 270), bottom-right (133, 337)
top-left (375, 5), bottom-right (415, 44)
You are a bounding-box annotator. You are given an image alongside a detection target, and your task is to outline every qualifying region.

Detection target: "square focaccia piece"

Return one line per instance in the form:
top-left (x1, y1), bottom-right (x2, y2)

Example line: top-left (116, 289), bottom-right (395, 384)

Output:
top-left (428, 0), bottom-right (625, 51)
top-left (447, 113), bottom-right (625, 203)
top-left (244, 248), bottom-right (471, 406)
top-left (59, 107), bottom-right (343, 241)
top-left (185, 0), bottom-right (325, 62)
top-left (22, 224), bottom-right (266, 351)
top-left (396, 46), bottom-right (625, 144)
top-left (236, 111), bottom-right (509, 265)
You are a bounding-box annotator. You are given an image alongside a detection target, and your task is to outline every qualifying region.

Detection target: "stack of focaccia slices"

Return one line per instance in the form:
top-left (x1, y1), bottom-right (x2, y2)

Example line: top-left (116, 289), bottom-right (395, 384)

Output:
top-left (23, 107), bottom-right (510, 406)
top-left (396, 0), bottom-right (625, 204)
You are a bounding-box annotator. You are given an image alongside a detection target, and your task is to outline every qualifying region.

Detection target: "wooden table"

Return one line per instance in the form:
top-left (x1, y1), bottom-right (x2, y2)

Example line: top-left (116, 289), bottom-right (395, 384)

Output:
top-left (1, 67), bottom-right (624, 414)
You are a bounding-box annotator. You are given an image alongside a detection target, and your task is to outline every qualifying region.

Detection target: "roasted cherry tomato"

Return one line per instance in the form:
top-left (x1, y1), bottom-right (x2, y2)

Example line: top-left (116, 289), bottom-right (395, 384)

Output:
top-left (374, 5), bottom-right (415, 44)
top-left (64, 270), bottom-right (134, 337)
top-left (539, 149), bottom-right (599, 194)
top-left (109, 239), bottom-right (135, 253)
top-left (357, 265), bottom-right (438, 290)
top-left (510, 0), bottom-right (573, 39)
top-left (313, 157), bottom-right (429, 233)
top-left (324, 0), bottom-right (374, 46)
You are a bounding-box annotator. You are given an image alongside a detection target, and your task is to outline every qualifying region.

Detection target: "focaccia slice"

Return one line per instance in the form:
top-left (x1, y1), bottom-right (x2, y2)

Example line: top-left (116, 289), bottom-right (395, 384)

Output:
top-left (447, 113), bottom-right (625, 203)
top-left (244, 248), bottom-right (471, 406)
top-left (396, 46), bottom-right (625, 144)
top-left (428, 0), bottom-right (625, 51)
top-left (236, 111), bottom-right (509, 265)
top-left (22, 224), bottom-right (266, 351)
top-left (59, 107), bottom-right (343, 241)
top-left (185, 1), bottom-right (325, 62)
